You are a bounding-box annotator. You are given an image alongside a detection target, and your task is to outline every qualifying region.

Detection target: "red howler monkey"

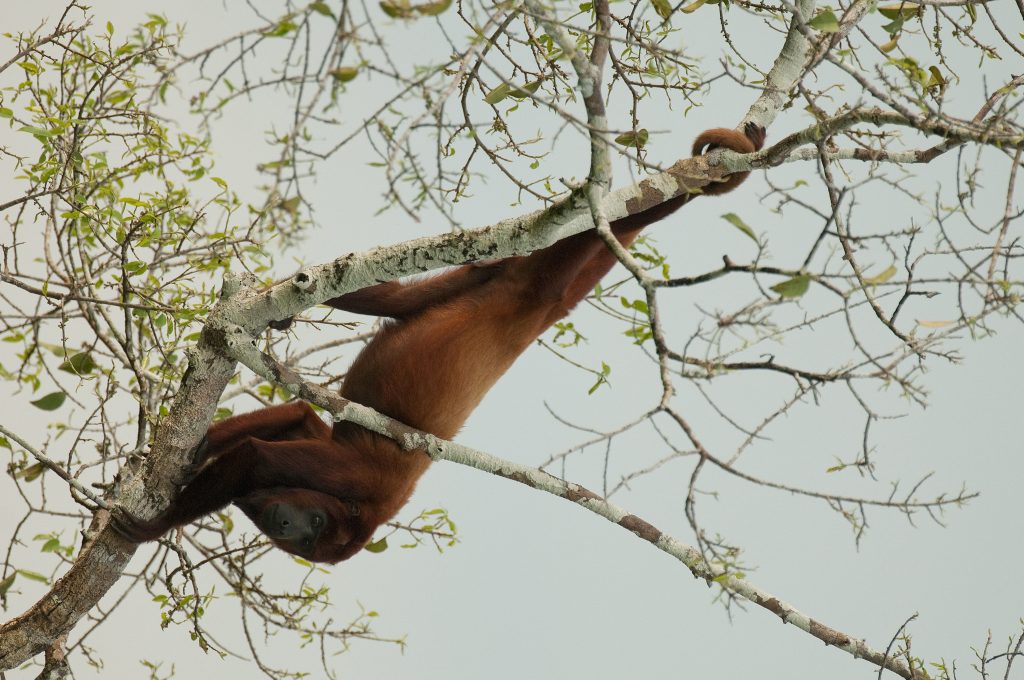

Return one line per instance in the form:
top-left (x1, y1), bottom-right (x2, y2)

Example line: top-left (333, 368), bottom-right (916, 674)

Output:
top-left (114, 124), bottom-right (765, 563)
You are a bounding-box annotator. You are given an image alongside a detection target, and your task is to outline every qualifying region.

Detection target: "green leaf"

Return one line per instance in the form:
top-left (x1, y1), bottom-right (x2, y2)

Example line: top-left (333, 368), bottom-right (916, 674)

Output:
top-left (615, 128), bottom-right (649, 149)
top-left (277, 197), bottom-right (301, 215)
top-left (680, 0), bottom-right (707, 12)
top-left (30, 392), bottom-right (66, 411)
top-left (882, 15), bottom-right (906, 35)
top-left (0, 108), bottom-right (13, 118)
top-left (624, 326), bottom-right (653, 344)
top-left (330, 66), bottom-right (360, 82)
top-left (878, 2), bottom-right (920, 20)
top-left (863, 264), bottom-right (897, 285)
top-left (770, 274), bottom-right (811, 299)
top-left (619, 297), bottom-right (649, 314)
top-left (0, 572), bottom-right (15, 595)
top-left (17, 569), bottom-right (49, 584)
top-left (107, 90), bottom-right (133, 105)
top-left (18, 463), bottom-right (46, 482)
top-left (310, 1), bottom-right (334, 16)
top-left (720, 213), bottom-right (757, 242)
top-left (416, 0), bottom-right (452, 15)
top-left (651, 0), bottom-right (673, 19)
top-left (589, 360), bottom-right (610, 393)
top-left (264, 20), bottom-right (298, 37)
top-left (484, 83), bottom-right (511, 105)
top-left (379, 0), bottom-right (414, 17)
top-left (889, 56), bottom-right (929, 85)
top-left (19, 125), bottom-right (56, 138)
top-left (364, 537), bottom-right (389, 553)
top-left (58, 352), bottom-right (97, 375)
top-left (508, 80), bottom-right (542, 100)
top-left (217, 511), bottom-right (235, 535)
top-left (587, 362), bottom-right (611, 395)
top-left (808, 7), bottom-right (840, 32)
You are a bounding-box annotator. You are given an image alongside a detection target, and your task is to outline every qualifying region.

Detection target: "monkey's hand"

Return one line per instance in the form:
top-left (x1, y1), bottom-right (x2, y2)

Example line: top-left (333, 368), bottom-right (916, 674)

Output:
top-left (109, 506), bottom-right (168, 543)
top-left (269, 317), bottom-right (294, 331)
top-left (181, 434), bottom-right (212, 481)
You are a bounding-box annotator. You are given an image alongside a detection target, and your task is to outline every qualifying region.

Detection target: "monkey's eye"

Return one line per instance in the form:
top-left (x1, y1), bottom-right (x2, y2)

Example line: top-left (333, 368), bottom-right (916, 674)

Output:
top-left (311, 514), bottom-right (323, 528)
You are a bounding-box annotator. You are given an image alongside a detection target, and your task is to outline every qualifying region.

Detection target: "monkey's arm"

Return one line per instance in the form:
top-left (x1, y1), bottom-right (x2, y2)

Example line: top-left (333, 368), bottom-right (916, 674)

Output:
top-left (275, 124), bottom-right (763, 329)
top-left (268, 262), bottom-right (507, 331)
top-left (322, 262), bottom-right (506, 318)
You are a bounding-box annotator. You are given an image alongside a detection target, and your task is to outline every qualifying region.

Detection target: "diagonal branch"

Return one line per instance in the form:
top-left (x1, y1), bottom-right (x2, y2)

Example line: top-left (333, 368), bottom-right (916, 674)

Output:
top-left (221, 331), bottom-right (926, 680)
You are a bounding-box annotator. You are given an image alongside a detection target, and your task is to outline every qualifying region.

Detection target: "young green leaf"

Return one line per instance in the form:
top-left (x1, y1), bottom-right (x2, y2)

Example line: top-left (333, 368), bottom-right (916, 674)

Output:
top-left (484, 83), bottom-right (512, 105)
top-left (417, 0), bottom-right (452, 16)
top-left (878, 2), bottom-right (920, 20)
top-left (17, 569), bottom-right (49, 584)
top-left (18, 464), bottom-right (46, 482)
top-left (863, 264), bottom-right (897, 285)
top-left (808, 7), bottom-right (840, 32)
top-left (508, 80), bottom-right (542, 100)
top-left (58, 352), bottom-right (97, 375)
top-left (330, 66), bottom-right (360, 82)
top-left (310, 1), bottom-right (335, 16)
top-left (30, 392), bottom-right (66, 411)
top-left (615, 128), bottom-right (649, 149)
top-left (651, 0), bottom-right (673, 19)
top-left (771, 274), bottom-right (811, 299)
top-left (380, 0), bottom-right (414, 17)
top-left (0, 573), bottom-right (15, 596)
top-left (721, 213), bottom-right (757, 242)
top-left (364, 537), bottom-right (389, 553)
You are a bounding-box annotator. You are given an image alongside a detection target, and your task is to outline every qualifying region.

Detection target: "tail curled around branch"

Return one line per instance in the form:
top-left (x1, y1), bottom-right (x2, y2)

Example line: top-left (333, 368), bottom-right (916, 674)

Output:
top-left (691, 121), bottom-right (766, 195)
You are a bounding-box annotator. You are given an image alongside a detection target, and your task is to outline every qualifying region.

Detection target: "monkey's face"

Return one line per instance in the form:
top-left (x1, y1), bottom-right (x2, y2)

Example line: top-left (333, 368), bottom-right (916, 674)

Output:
top-left (237, 488), bottom-right (373, 563)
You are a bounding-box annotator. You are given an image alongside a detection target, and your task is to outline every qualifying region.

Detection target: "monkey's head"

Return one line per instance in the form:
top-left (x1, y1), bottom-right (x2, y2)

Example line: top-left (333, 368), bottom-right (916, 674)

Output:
top-left (237, 488), bottom-right (376, 563)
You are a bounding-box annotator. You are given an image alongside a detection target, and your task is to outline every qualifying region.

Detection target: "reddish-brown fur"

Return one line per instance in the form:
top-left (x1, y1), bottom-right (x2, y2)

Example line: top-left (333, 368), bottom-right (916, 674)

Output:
top-left (691, 123), bottom-right (766, 195)
top-left (115, 124), bottom-right (765, 563)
